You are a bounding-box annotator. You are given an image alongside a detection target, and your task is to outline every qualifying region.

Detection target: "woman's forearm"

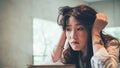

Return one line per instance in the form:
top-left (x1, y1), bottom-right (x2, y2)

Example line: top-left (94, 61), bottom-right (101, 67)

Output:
top-left (92, 13), bottom-right (108, 54)
top-left (92, 31), bottom-right (104, 54)
top-left (52, 31), bottom-right (66, 62)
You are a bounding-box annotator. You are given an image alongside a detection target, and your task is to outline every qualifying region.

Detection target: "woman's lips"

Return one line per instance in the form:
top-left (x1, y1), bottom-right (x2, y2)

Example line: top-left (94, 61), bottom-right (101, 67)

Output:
top-left (71, 41), bottom-right (79, 44)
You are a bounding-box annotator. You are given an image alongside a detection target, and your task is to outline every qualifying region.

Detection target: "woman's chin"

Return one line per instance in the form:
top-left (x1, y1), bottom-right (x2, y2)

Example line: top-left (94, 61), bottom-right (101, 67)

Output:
top-left (71, 47), bottom-right (81, 51)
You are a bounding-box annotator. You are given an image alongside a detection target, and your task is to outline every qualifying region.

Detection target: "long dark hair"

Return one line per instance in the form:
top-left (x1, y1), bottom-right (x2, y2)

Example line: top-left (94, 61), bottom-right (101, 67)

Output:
top-left (57, 4), bottom-right (119, 68)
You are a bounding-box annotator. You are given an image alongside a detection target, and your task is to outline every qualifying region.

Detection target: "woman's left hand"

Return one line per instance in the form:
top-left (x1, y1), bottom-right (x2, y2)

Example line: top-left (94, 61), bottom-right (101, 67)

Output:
top-left (92, 13), bottom-right (108, 34)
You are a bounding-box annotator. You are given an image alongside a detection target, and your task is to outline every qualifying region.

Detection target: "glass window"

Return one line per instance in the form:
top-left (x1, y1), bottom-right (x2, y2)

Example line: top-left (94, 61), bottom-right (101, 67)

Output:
top-left (104, 27), bottom-right (120, 41)
top-left (33, 18), bottom-right (62, 65)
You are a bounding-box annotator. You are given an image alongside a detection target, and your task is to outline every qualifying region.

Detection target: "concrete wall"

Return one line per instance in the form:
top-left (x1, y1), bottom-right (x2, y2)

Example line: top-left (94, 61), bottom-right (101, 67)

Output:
top-left (0, 0), bottom-right (87, 68)
top-left (89, 0), bottom-right (120, 27)
top-left (0, 0), bottom-right (33, 68)
top-left (32, 0), bottom-right (87, 22)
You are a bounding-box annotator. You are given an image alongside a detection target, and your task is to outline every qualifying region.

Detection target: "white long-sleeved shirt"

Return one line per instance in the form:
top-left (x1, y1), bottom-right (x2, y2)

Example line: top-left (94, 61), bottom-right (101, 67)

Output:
top-left (91, 40), bottom-right (119, 68)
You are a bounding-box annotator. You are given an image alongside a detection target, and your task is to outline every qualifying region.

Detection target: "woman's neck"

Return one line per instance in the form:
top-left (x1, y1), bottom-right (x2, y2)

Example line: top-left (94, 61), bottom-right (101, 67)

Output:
top-left (81, 46), bottom-right (87, 59)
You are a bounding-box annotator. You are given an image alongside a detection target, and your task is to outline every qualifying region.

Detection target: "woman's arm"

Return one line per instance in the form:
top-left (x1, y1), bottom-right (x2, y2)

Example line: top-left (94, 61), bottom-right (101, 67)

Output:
top-left (92, 13), bottom-right (108, 53)
top-left (51, 31), bottom-right (66, 62)
top-left (91, 13), bottom-right (119, 68)
top-left (91, 39), bottom-right (119, 68)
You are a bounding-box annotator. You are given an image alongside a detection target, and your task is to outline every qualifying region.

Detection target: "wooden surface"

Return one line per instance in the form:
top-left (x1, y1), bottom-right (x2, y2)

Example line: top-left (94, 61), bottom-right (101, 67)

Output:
top-left (28, 64), bottom-right (75, 68)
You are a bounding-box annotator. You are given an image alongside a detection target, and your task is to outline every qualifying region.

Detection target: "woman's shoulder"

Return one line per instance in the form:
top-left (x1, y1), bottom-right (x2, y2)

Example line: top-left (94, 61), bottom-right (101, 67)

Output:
top-left (102, 34), bottom-right (120, 47)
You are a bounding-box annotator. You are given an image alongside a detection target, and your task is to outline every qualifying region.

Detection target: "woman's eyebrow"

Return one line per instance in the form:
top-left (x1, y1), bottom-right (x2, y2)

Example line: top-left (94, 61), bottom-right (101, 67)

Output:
top-left (66, 23), bottom-right (80, 26)
top-left (66, 24), bottom-right (71, 27)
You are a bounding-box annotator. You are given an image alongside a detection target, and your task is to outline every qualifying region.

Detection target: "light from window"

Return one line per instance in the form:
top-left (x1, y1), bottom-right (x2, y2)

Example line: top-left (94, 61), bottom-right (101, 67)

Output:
top-left (33, 18), bottom-right (62, 65)
top-left (104, 27), bottom-right (120, 40)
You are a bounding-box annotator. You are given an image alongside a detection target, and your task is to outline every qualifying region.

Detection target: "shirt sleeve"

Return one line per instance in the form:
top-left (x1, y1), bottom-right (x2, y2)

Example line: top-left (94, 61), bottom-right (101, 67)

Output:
top-left (91, 40), bottom-right (119, 68)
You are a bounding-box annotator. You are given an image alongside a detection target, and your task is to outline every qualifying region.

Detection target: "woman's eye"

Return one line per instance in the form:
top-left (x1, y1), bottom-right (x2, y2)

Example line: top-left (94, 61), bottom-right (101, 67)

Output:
top-left (77, 27), bottom-right (84, 31)
top-left (66, 28), bottom-right (71, 31)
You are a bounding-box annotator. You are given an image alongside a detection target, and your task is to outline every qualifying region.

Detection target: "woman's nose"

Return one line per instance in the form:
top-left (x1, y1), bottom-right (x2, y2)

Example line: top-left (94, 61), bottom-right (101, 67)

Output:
top-left (71, 30), bottom-right (77, 39)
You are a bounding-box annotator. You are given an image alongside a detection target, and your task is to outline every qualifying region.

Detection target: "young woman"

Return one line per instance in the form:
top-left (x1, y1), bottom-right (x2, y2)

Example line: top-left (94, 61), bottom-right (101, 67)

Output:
top-left (52, 4), bottom-right (120, 68)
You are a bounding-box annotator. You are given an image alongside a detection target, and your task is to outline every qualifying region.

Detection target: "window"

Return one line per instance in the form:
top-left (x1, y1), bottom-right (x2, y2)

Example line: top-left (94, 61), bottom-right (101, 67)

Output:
top-left (33, 18), bottom-right (62, 65)
top-left (104, 27), bottom-right (120, 41)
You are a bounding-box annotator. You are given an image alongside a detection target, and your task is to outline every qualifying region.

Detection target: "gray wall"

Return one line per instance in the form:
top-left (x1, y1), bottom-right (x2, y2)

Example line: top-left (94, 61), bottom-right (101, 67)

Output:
top-left (89, 0), bottom-right (120, 27)
top-left (0, 0), bottom-right (87, 68)
top-left (32, 0), bottom-right (87, 22)
top-left (0, 0), bottom-right (33, 68)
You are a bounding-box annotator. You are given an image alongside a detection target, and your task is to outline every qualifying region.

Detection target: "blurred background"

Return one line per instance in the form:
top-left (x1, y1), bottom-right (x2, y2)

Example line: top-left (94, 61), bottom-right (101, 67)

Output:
top-left (0, 0), bottom-right (120, 68)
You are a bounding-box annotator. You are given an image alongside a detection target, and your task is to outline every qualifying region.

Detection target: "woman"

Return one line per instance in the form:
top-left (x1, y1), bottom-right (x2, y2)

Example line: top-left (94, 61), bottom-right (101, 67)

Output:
top-left (52, 4), bottom-right (119, 68)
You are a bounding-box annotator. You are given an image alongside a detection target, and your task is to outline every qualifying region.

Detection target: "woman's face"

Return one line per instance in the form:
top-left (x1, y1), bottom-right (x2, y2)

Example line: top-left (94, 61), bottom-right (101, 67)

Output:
top-left (66, 16), bottom-right (88, 51)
